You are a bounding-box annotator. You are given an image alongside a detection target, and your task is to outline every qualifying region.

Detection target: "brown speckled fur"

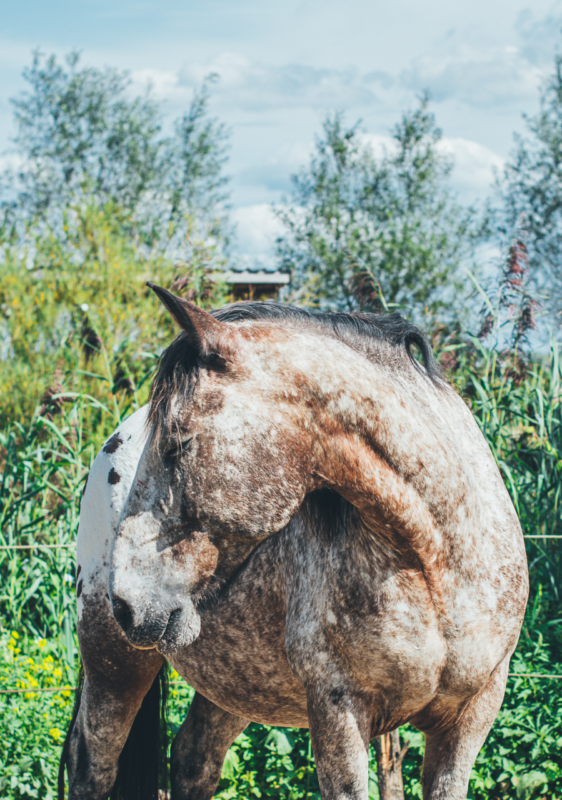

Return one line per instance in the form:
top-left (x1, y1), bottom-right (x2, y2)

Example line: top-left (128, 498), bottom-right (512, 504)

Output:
top-left (68, 290), bottom-right (528, 800)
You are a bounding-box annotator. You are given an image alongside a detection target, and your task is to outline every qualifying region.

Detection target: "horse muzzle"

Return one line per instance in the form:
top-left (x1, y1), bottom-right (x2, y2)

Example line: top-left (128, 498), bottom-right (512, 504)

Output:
top-left (111, 594), bottom-right (201, 652)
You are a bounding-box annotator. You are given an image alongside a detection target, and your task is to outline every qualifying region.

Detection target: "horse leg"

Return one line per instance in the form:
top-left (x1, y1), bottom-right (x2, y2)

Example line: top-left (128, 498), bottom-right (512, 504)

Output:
top-left (61, 601), bottom-right (164, 800)
top-left (420, 659), bottom-right (509, 800)
top-left (306, 685), bottom-right (372, 800)
top-left (171, 691), bottom-right (250, 800)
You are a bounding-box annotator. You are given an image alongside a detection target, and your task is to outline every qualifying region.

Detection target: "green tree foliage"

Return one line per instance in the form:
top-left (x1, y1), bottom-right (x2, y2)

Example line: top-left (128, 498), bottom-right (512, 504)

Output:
top-left (276, 97), bottom-right (482, 323)
top-left (1, 51), bottom-right (229, 249)
top-left (0, 201), bottom-right (229, 428)
top-left (0, 51), bottom-right (232, 427)
top-left (498, 53), bottom-right (562, 317)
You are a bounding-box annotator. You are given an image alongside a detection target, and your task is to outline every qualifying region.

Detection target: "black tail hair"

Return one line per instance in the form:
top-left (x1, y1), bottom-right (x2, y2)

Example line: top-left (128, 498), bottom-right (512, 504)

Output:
top-left (57, 664), bottom-right (169, 800)
top-left (58, 663), bottom-right (84, 800)
top-left (110, 665), bottom-right (169, 800)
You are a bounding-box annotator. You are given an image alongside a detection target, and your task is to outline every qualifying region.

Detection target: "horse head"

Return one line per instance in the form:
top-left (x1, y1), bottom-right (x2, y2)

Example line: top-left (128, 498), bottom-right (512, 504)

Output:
top-left (110, 285), bottom-right (321, 652)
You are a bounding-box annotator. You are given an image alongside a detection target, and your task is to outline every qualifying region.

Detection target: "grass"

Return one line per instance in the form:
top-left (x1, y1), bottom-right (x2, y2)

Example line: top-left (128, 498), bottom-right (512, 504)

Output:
top-left (1, 207), bottom-right (562, 799)
top-left (2, 346), bottom-right (562, 799)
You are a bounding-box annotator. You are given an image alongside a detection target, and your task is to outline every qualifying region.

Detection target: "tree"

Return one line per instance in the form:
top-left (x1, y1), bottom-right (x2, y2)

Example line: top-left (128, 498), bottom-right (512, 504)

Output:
top-left (276, 97), bottom-right (482, 324)
top-left (1, 51), bottom-right (229, 251)
top-left (497, 54), bottom-right (562, 319)
top-left (0, 51), bottom-right (232, 424)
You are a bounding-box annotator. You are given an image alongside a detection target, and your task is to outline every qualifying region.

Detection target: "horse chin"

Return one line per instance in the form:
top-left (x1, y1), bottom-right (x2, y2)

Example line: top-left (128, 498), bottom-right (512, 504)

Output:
top-left (156, 604), bottom-right (201, 654)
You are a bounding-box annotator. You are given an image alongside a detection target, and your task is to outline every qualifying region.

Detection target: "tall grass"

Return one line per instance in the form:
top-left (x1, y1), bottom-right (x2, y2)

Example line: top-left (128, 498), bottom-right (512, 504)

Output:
top-left (2, 217), bottom-right (562, 799)
top-left (465, 340), bottom-right (562, 608)
top-left (0, 200), bottom-right (228, 651)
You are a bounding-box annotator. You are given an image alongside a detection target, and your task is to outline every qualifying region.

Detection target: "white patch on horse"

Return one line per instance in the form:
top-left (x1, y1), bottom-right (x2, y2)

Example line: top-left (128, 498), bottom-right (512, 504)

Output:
top-left (76, 405), bottom-right (150, 619)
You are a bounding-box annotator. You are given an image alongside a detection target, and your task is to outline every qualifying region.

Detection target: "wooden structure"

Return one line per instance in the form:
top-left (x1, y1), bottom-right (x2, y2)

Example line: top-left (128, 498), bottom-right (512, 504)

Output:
top-left (224, 268), bottom-right (290, 301)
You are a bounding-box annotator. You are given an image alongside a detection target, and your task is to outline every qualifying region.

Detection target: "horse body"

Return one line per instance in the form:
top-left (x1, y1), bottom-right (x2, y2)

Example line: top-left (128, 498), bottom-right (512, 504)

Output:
top-left (63, 291), bottom-right (528, 800)
top-left (169, 355), bottom-right (522, 734)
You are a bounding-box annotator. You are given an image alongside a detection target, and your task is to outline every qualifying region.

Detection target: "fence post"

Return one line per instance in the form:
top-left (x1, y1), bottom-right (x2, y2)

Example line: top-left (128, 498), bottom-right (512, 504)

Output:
top-left (374, 730), bottom-right (408, 800)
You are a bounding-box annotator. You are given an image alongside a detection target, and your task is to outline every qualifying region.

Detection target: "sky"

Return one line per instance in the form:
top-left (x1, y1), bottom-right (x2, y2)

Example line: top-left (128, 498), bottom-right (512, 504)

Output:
top-left (1, 0), bottom-right (562, 264)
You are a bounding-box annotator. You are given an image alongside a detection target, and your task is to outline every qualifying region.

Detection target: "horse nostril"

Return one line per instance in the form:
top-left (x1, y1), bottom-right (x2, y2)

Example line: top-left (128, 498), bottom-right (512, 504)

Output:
top-left (112, 596), bottom-right (133, 635)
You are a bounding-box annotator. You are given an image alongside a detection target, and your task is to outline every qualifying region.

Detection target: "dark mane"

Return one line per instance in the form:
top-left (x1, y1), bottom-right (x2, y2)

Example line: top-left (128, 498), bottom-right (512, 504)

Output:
top-left (148, 301), bottom-right (442, 439)
top-left (214, 301), bottom-right (441, 381)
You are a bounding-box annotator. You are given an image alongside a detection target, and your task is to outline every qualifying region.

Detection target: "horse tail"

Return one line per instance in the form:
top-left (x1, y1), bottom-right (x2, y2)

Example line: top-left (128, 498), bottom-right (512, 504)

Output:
top-left (110, 664), bottom-right (169, 800)
top-left (58, 663), bottom-right (84, 800)
top-left (57, 664), bottom-right (169, 800)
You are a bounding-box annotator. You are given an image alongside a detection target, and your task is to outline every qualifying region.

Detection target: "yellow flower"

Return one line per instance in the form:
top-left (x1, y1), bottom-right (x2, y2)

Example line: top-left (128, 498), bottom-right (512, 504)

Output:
top-left (10, 631), bottom-right (19, 639)
top-left (38, 638), bottom-right (47, 648)
top-left (49, 728), bottom-right (62, 741)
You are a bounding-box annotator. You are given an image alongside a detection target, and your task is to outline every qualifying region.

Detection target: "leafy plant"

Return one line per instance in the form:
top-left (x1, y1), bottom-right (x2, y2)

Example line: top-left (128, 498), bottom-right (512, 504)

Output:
top-left (276, 96), bottom-right (484, 324)
top-left (1, 50), bottom-right (230, 248)
top-left (497, 51), bottom-right (562, 316)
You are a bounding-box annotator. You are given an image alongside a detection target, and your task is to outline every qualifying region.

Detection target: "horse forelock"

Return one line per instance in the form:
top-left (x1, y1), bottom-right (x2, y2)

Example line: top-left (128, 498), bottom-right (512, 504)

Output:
top-left (147, 331), bottom-right (201, 444)
top-left (147, 301), bottom-right (443, 443)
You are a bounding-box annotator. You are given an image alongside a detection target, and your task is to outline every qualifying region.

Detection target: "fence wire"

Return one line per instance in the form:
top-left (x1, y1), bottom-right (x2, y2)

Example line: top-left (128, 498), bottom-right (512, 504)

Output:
top-left (3, 673), bottom-right (562, 695)
top-left (2, 535), bottom-right (562, 551)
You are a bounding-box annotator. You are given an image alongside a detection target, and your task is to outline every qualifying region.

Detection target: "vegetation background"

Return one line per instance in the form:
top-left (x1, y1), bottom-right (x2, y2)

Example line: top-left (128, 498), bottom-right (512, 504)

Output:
top-left (2, 49), bottom-right (562, 800)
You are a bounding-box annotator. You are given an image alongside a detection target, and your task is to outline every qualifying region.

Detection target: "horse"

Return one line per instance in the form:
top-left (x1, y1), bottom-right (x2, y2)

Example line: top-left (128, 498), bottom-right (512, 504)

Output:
top-left (59, 285), bottom-right (528, 800)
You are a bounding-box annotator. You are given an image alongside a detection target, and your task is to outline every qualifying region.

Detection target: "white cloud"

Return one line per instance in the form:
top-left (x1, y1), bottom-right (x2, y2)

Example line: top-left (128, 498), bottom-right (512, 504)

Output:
top-left (239, 141), bottom-right (312, 193)
top-left (361, 133), bottom-right (503, 200)
top-left (439, 138), bottom-right (504, 197)
top-left (130, 55), bottom-right (390, 116)
top-left (129, 68), bottom-right (186, 103)
top-left (178, 53), bottom-right (380, 111)
top-left (231, 203), bottom-right (284, 265)
top-left (516, 9), bottom-right (562, 67)
top-left (130, 32), bottom-right (547, 125)
top-left (400, 43), bottom-right (543, 108)
top-left (233, 132), bottom-right (503, 222)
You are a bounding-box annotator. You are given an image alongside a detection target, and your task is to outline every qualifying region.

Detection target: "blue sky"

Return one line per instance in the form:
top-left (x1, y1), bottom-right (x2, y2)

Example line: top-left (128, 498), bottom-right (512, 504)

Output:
top-left (1, 0), bottom-right (562, 262)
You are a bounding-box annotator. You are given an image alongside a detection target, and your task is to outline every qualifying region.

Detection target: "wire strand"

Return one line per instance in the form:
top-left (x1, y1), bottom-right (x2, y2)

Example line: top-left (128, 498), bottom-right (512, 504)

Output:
top-left (0, 681), bottom-right (189, 695)
top-left (2, 675), bottom-right (562, 695)
top-left (0, 544), bottom-right (76, 550)
top-left (2, 535), bottom-right (562, 551)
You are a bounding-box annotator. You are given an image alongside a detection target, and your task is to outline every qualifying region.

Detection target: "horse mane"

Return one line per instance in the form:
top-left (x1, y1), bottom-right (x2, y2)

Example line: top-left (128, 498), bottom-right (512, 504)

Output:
top-left (214, 301), bottom-right (442, 382)
top-left (148, 301), bottom-right (442, 440)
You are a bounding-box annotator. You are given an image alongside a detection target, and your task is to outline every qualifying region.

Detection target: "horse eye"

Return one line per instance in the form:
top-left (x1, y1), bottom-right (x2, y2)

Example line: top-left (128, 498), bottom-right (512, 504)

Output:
top-left (164, 437), bottom-right (193, 460)
top-left (203, 352), bottom-right (227, 371)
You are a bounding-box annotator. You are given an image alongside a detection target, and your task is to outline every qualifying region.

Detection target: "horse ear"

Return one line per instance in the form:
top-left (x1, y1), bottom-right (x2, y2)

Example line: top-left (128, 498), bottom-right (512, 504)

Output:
top-left (147, 283), bottom-right (226, 356)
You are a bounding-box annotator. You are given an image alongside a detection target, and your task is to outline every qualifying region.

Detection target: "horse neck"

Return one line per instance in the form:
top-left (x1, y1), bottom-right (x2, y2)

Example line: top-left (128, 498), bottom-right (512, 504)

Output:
top-left (308, 358), bottom-right (450, 510)
top-left (305, 357), bottom-right (465, 607)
